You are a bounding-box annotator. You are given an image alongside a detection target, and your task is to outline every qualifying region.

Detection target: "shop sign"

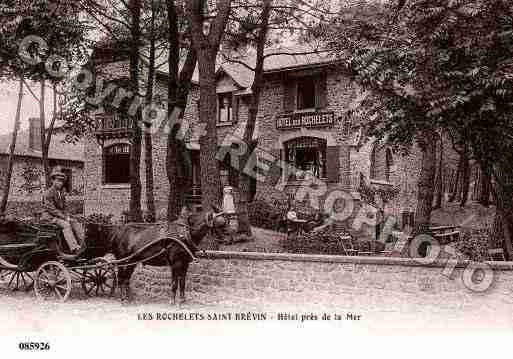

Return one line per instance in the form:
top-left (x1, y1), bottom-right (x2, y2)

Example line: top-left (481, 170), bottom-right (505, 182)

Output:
top-left (276, 111), bottom-right (335, 129)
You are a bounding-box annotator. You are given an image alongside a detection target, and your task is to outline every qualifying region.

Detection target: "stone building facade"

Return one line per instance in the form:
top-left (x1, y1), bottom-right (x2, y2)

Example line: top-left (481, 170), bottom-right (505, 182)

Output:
top-left (0, 118), bottom-right (84, 205)
top-left (84, 47), bottom-right (432, 227)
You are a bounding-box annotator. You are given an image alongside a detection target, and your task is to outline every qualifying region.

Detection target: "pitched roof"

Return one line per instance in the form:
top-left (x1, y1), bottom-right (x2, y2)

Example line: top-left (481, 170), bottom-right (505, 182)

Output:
top-left (217, 45), bottom-right (339, 90)
top-left (0, 128), bottom-right (84, 162)
top-left (97, 44), bottom-right (339, 90)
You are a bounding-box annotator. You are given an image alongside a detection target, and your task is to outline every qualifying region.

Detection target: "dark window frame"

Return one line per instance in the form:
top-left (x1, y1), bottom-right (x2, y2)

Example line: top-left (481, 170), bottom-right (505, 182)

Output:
top-left (284, 137), bottom-right (327, 180)
top-left (218, 93), bottom-right (233, 124)
top-left (296, 77), bottom-right (317, 110)
top-left (103, 143), bottom-right (131, 184)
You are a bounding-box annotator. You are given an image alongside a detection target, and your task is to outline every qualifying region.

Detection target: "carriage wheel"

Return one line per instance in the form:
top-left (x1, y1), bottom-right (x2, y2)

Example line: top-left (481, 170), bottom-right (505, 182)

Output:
top-left (81, 259), bottom-right (117, 297)
top-left (35, 261), bottom-right (72, 302)
top-left (0, 269), bottom-right (34, 292)
top-left (7, 271), bottom-right (34, 291)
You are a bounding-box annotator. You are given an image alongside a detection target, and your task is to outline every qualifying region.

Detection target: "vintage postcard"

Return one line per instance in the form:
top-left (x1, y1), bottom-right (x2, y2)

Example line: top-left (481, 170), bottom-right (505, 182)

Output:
top-left (1, 0), bottom-right (512, 357)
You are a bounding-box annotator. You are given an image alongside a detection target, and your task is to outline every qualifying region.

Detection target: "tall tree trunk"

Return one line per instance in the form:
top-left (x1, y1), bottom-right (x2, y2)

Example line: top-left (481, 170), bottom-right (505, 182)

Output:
top-left (0, 78), bottom-right (24, 214)
top-left (197, 55), bottom-right (221, 209)
top-left (128, 0), bottom-right (143, 222)
top-left (494, 166), bottom-right (513, 260)
top-left (479, 162), bottom-right (492, 207)
top-left (449, 155), bottom-right (463, 202)
top-left (166, 0), bottom-right (180, 221)
top-left (237, 0), bottom-right (272, 236)
top-left (414, 130), bottom-right (437, 234)
top-left (459, 144), bottom-right (470, 208)
top-left (433, 132), bottom-right (444, 209)
top-left (143, 2), bottom-right (157, 222)
top-left (472, 165), bottom-right (480, 201)
top-left (42, 83), bottom-right (59, 181)
top-left (491, 207), bottom-right (504, 249)
top-left (40, 79), bottom-right (50, 187)
top-left (186, 0), bottom-right (232, 211)
top-left (165, 0), bottom-right (197, 221)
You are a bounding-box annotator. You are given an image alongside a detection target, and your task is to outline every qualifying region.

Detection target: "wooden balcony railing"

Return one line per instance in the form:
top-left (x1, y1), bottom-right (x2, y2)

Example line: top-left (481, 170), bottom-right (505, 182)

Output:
top-left (94, 113), bottom-right (135, 139)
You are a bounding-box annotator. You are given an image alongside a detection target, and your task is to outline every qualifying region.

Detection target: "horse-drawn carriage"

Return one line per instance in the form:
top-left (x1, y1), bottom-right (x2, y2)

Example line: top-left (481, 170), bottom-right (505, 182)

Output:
top-left (0, 219), bottom-right (117, 302)
top-left (0, 208), bottom-right (226, 304)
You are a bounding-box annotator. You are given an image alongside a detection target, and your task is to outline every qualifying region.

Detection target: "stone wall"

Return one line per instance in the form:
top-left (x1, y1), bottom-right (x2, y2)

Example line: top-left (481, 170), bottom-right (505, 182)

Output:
top-left (0, 155), bottom-right (84, 202)
top-left (132, 251), bottom-right (513, 312)
top-left (254, 68), bottom-right (359, 201)
top-left (83, 63), bottom-right (465, 223)
top-left (84, 76), bottom-right (254, 220)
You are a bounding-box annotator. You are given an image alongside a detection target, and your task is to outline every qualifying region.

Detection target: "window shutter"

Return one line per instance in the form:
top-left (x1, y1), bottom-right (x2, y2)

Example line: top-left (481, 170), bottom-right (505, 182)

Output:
top-left (233, 96), bottom-right (239, 123)
top-left (283, 79), bottom-right (296, 113)
top-left (315, 73), bottom-right (328, 109)
top-left (326, 146), bottom-right (340, 183)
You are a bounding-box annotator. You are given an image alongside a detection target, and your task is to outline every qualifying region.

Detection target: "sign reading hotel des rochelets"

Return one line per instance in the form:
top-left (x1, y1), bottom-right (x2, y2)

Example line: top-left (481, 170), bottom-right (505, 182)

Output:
top-left (276, 111), bottom-right (335, 130)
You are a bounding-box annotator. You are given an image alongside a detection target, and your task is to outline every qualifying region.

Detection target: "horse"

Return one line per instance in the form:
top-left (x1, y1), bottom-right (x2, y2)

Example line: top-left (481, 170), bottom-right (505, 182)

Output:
top-left (88, 206), bottom-right (226, 304)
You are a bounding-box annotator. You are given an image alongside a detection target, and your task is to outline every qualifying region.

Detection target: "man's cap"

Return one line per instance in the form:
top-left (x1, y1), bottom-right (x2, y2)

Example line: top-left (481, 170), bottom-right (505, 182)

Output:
top-left (50, 166), bottom-right (67, 181)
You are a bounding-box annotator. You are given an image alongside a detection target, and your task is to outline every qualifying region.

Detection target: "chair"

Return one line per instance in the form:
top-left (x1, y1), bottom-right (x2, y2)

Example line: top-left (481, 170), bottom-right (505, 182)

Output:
top-left (337, 234), bottom-right (357, 256)
top-left (356, 240), bottom-right (373, 256)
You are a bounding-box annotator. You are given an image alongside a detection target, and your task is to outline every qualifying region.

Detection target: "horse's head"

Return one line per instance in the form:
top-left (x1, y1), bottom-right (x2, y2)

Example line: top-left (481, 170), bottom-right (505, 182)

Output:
top-left (187, 205), bottom-right (227, 244)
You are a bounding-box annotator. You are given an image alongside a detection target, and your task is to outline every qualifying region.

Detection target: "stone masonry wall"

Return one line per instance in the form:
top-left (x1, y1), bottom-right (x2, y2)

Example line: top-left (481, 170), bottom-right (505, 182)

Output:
top-left (0, 155), bottom-right (84, 203)
top-left (132, 251), bottom-right (513, 316)
top-left (254, 68), bottom-right (360, 201)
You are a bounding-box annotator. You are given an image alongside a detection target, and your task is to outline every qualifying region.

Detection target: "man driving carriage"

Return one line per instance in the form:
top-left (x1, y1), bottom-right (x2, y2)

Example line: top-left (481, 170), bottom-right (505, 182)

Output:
top-left (41, 166), bottom-right (84, 255)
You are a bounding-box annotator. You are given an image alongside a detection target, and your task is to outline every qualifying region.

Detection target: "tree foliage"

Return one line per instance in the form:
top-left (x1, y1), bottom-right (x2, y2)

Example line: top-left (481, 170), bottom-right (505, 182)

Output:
top-left (326, 0), bottom-right (513, 252)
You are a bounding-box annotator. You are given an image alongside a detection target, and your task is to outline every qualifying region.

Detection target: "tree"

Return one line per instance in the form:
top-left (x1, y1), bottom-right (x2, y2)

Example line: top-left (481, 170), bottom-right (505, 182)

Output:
top-left (327, 0), bottom-right (513, 253)
top-left (0, 1), bottom-right (89, 192)
top-left (0, 78), bottom-right (23, 214)
top-left (326, 0), bottom-right (444, 233)
top-left (448, 154), bottom-right (462, 203)
top-left (142, 0), bottom-right (163, 222)
top-left (220, 0), bottom-right (335, 234)
top-left (165, 0), bottom-right (197, 221)
top-left (433, 131), bottom-right (444, 210)
top-left (186, 0), bottom-right (232, 210)
top-left (478, 161), bottom-right (492, 207)
top-left (459, 143), bottom-right (471, 208)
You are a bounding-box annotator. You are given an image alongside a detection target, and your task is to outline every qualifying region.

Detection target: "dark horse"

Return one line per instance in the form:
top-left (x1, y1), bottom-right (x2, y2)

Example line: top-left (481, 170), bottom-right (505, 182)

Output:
top-left (87, 206), bottom-right (226, 304)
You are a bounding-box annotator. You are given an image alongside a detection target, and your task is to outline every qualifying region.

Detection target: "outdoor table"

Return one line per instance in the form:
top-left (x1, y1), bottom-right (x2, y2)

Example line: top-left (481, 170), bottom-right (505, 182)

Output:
top-left (288, 219), bottom-right (308, 236)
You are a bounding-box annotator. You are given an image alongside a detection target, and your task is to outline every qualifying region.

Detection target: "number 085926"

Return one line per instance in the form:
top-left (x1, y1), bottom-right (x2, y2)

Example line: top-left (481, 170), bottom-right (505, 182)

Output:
top-left (18, 342), bottom-right (50, 350)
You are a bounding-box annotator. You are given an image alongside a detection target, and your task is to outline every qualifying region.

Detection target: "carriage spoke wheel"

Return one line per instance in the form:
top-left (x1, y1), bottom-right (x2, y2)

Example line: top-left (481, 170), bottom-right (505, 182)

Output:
top-left (0, 269), bottom-right (34, 292)
top-left (7, 271), bottom-right (34, 291)
top-left (35, 261), bottom-right (72, 302)
top-left (81, 260), bottom-right (117, 297)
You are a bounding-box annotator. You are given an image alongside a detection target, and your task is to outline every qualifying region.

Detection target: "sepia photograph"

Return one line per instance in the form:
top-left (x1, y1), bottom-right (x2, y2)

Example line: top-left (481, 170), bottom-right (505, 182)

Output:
top-left (0, 0), bottom-right (512, 357)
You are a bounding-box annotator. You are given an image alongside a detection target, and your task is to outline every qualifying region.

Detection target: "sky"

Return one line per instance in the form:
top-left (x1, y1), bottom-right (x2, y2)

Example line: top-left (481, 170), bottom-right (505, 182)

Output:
top-left (0, 80), bottom-right (57, 135)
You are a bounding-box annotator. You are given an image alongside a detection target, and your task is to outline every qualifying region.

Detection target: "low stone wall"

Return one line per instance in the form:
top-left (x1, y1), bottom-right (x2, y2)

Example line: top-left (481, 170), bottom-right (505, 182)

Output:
top-left (132, 251), bottom-right (513, 316)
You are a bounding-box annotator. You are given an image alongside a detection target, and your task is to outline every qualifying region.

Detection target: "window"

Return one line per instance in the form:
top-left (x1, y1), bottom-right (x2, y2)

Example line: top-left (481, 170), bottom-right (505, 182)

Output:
top-left (283, 74), bottom-right (328, 112)
top-left (296, 77), bottom-right (317, 110)
top-left (284, 137), bottom-right (327, 180)
top-left (104, 143), bottom-right (131, 184)
top-left (218, 93), bottom-right (232, 124)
